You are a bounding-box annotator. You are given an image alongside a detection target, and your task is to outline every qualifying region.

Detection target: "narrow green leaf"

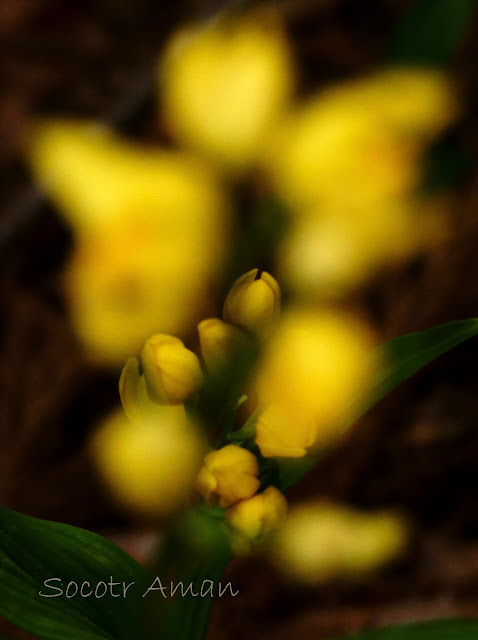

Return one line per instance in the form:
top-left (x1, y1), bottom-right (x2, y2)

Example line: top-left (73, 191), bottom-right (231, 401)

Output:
top-left (279, 318), bottom-right (478, 491)
top-left (334, 619), bottom-right (478, 639)
top-left (388, 0), bottom-right (474, 66)
top-left (0, 505), bottom-right (151, 640)
top-left (366, 318), bottom-right (478, 412)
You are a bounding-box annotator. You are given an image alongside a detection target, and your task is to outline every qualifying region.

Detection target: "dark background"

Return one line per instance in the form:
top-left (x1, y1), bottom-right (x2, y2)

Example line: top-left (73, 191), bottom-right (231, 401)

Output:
top-left (2, 1), bottom-right (478, 638)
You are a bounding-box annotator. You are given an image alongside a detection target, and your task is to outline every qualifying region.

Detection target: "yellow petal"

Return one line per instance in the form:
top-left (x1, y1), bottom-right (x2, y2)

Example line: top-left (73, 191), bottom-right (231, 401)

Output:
top-left (162, 13), bottom-right (294, 172)
top-left (92, 408), bottom-right (204, 517)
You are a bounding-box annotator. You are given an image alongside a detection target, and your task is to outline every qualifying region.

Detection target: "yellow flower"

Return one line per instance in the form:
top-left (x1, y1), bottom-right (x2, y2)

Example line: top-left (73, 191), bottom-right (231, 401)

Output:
top-left (223, 268), bottom-right (281, 336)
top-left (161, 12), bottom-right (293, 172)
top-left (271, 501), bottom-right (408, 583)
top-left (266, 68), bottom-right (455, 212)
top-left (255, 309), bottom-right (378, 457)
top-left (28, 121), bottom-right (228, 363)
top-left (92, 407), bottom-right (204, 517)
top-left (141, 334), bottom-right (203, 405)
top-left (197, 318), bottom-right (248, 371)
top-left (226, 486), bottom-right (288, 554)
top-left (197, 444), bottom-right (260, 508)
top-left (268, 101), bottom-right (418, 212)
top-left (265, 68), bottom-right (456, 298)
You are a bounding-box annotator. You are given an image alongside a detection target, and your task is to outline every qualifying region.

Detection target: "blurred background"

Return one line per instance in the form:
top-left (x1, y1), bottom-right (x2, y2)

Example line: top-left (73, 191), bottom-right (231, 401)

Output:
top-left (2, 0), bottom-right (478, 638)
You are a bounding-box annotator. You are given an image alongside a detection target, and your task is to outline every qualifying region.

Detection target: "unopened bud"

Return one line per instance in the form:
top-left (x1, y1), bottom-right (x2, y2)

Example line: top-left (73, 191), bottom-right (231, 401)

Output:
top-left (197, 444), bottom-right (260, 508)
top-left (141, 334), bottom-right (203, 405)
top-left (226, 486), bottom-right (288, 554)
top-left (198, 317), bottom-right (247, 370)
top-left (223, 268), bottom-right (280, 336)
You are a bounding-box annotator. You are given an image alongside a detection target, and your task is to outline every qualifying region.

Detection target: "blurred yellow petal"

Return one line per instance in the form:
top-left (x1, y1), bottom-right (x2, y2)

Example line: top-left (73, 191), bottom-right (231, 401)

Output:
top-left (28, 121), bottom-right (230, 363)
top-left (267, 103), bottom-right (419, 212)
top-left (279, 214), bottom-right (377, 299)
top-left (319, 67), bottom-right (458, 140)
top-left (271, 501), bottom-right (408, 583)
top-left (265, 68), bottom-right (456, 212)
top-left (256, 309), bottom-right (379, 447)
top-left (279, 199), bottom-right (422, 299)
top-left (29, 120), bottom-right (229, 237)
top-left (255, 404), bottom-right (318, 459)
top-left (341, 510), bottom-right (409, 575)
top-left (92, 408), bottom-right (204, 517)
top-left (28, 121), bottom-right (123, 232)
top-left (162, 12), bottom-right (293, 171)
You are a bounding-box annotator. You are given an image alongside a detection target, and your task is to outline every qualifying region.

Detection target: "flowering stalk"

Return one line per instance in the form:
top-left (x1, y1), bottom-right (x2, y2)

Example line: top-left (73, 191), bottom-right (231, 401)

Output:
top-left (142, 506), bottom-right (232, 640)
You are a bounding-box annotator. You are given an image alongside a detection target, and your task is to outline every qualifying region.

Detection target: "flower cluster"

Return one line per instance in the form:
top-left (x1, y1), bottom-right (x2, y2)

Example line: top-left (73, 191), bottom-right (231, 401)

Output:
top-left (196, 444), bottom-right (287, 554)
top-left (93, 267), bottom-right (396, 567)
top-left (94, 268), bottom-right (288, 540)
top-left (29, 8), bottom-right (454, 581)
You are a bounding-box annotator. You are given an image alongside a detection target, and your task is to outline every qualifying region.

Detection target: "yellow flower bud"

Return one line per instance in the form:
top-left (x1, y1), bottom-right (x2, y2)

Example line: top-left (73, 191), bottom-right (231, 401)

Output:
top-left (255, 404), bottom-right (319, 459)
top-left (271, 502), bottom-right (408, 583)
top-left (226, 486), bottom-right (287, 554)
top-left (161, 13), bottom-right (293, 172)
top-left (197, 318), bottom-right (247, 371)
top-left (223, 268), bottom-right (280, 336)
top-left (141, 334), bottom-right (203, 405)
top-left (255, 309), bottom-right (379, 456)
top-left (92, 407), bottom-right (204, 517)
top-left (196, 444), bottom-right (260, 508)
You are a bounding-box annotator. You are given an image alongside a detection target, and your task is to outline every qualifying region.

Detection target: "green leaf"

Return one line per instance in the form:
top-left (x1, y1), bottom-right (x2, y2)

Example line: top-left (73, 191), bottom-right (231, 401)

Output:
top-left (365, 318), bottom-right (478, 412)
top-left (388, 0), bottom-right (474, 66)
top-left (279, 318), bottom-right (478, 491)
top-left (334, 619), bottom-right (478, 639)
top-left (0, 505), bottom-right (151, 640)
